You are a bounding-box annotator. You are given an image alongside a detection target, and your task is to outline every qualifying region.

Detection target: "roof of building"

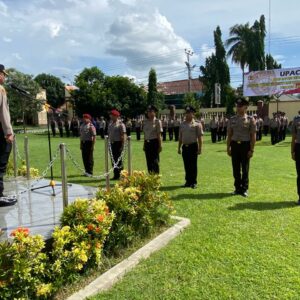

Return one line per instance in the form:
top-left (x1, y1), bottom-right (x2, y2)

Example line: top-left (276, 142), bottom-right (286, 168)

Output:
top-left (157, 79), bottom-right (203, 95)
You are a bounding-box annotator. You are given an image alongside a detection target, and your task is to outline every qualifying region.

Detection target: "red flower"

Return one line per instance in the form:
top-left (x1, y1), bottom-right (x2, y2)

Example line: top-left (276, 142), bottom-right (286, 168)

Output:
top-left (95, 227), bottom-right (102, 233)
top-left (10, 227), bottom-right (29, 237)
top-left (96, 215), bottom-right (104, 222)
top-left (87, 224), bottom-right (95, 231)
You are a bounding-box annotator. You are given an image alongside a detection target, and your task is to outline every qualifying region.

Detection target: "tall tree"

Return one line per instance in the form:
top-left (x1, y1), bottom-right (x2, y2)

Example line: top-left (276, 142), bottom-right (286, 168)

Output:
top-left (226, 23), bottom-right (251, 85)
top-left (266, 54), bottom-right (282, 70)
top-left (73, 66), bottom-right (106, 116)
top-left (200, 26), bottom-right (230, 107)
top-left (227, 15), bottom-right (267, 76)
top-left (147, 68), bottom-right (164, 109)
top-left (5, 68), bottom-right (42, 124)
top-left (34, 73), bottom-right (65, 108)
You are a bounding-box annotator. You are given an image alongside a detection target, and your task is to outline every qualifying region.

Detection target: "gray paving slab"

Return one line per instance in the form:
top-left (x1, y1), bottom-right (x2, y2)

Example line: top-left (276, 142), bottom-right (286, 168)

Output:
top-left (0, 178), bottom-right (97, 241)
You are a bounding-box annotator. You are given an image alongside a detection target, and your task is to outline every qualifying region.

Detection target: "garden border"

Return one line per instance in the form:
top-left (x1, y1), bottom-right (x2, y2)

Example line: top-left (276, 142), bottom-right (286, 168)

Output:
top-left (67, 216), bottom-right (191, 300)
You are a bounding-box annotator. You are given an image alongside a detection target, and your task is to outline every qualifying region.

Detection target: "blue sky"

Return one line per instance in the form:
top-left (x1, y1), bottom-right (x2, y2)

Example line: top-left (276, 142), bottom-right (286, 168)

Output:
top-left (0, 0), bottom-right (299, 87)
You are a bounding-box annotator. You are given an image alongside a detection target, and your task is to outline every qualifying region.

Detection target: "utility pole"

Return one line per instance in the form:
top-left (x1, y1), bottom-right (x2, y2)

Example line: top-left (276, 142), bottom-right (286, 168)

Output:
top-left (185, 49), bottom-right (194, 92)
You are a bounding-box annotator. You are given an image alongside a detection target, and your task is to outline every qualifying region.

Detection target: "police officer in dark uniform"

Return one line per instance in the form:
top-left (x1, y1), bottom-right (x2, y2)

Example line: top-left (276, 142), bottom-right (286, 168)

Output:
top-left (178, 106), bottom-right (203, 189)
top-left (108, 109), bottom-right (126, 180)
top-left (0, 64), bottom-right (17, 206)
top-left (50, 118), bottom-right (56, 137)
top-left (57, 118), bottom-right (64, 137)
top-left (227, 98), bottom-right (256, 197)
top-left (64, 117), bottom-right (70, 137)
top-left (80, 114), bottom-right (96, 175)
top-left (291, 112), bottom-right (300, 204)
top-left (143, 105), bottom-right (162, 174)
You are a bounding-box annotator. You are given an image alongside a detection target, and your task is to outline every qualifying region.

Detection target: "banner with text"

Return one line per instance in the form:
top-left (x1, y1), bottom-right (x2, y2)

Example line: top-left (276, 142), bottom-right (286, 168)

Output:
top-left (243, 67), bottom-right (300, 97)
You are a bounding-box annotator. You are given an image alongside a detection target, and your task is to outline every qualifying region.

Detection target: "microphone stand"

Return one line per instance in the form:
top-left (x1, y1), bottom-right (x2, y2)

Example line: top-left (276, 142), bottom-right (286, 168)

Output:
top-left (11, 87), bottom-right (69, 196)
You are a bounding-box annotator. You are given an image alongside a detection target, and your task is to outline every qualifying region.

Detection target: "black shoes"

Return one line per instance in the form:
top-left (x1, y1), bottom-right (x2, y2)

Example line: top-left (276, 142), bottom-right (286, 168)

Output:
top-left (296, 200), bottom-right (300, 206)
top-left (231, 190), bottom-right (248, 197)
top-left (0, 195), bottom-right (17, 207)
top-left (181, 183), bottom-right (190, 188)
top-left (181, 183), bottom-right (197, 189)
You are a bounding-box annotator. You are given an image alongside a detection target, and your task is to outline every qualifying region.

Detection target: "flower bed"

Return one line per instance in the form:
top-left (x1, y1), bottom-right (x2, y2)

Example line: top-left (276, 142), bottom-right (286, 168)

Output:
top-left (0, 171), bottom-right (174, 299)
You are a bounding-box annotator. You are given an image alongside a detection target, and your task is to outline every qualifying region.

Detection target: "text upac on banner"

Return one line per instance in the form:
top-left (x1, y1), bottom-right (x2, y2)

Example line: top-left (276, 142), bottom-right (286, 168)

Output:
top-left (243, 67), bottom-right (300, 97)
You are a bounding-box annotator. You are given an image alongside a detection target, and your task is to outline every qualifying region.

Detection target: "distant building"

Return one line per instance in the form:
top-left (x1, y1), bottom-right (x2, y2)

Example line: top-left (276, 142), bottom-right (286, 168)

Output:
top-left (157, 78), bottom-right (203, 108)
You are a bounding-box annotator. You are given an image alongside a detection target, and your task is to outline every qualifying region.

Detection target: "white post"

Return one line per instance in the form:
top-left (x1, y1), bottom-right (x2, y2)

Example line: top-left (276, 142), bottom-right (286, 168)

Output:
top-left (24, 136), bottom-right (30, 180)
top-left (60, 143), bottom-right (68, 209)
top-left (104, 136), bottom-right (110, 191)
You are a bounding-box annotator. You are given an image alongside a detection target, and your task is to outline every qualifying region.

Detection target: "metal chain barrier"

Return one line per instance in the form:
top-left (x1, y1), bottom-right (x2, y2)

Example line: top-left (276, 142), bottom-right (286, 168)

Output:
top-left (65, 147), bottom-right (114, 179)
top-left (108, 140), bottom-right (128, 169)
top-left (65, 140), bottom-right (128, 180)
top-left (10, 147), bottom-right (61, 197)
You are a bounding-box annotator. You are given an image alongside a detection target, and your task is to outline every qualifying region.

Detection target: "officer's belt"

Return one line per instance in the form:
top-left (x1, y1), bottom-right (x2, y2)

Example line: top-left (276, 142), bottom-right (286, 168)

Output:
top-left (183, 142), bottom-right (197, 147)
top-left (232, 140), bottom-right (250, 144)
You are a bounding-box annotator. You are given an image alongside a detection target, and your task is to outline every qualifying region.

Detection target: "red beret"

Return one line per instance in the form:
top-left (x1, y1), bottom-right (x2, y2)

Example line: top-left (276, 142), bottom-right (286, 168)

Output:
top-left (110, 109), bottom-right (120, 117)
top-left (83, 113), bottom-right (92, 120)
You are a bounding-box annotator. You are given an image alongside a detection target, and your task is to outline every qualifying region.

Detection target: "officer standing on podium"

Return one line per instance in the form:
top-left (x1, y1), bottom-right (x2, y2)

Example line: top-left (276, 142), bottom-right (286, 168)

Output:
top-left (143, 105), bottom-right (162, 174)
top-left (227, 98), bottom-right (256, 197)
top-left (0, 64), bottom-right (17, 206)
top-left (178, 106), bottom-right (203, 189)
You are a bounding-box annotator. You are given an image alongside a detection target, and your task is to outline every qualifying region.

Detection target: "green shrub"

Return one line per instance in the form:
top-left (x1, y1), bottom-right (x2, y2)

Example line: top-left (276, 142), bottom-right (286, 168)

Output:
top-left (96, 170), bottom-right (174, 253)
top-left (0, 228), bottom-right (52, 299)
top-left (50, 199), bottom-right (114, 287)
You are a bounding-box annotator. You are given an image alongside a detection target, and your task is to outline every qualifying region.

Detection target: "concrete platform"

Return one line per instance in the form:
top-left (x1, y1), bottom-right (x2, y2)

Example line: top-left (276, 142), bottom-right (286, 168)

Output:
top-left (0, 178), bottom-right (97, 241)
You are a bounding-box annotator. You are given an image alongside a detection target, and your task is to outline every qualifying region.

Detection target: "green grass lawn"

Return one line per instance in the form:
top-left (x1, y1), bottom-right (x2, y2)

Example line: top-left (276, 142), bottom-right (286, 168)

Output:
top-left (12, 132), bottom-right (300, 299)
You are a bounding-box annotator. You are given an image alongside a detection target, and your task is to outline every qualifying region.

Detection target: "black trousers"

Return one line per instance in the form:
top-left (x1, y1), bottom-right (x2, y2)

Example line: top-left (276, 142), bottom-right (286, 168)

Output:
top-left (51, 125), bottom-right (56, 137)
top-left (182, 143), bottom-right (198, 185)
top-left (100, 128), bottom-right (105, 139)
top-left (162, 128), bottom-right (167, 141)
top-left (168, 127), bottom-right (174, 141)
top-left (126, 128), bottom-right (131, 137)
top-left (295, 144), bottom-right (300, 198)
top-left (270, 128), bottom-right (278, 145)
top-left (136, 127), bottom-right (141, 140)
top-left (111, 141), bottom-right (123, 179)
top-left (231, 141), bottom-right (250, 193)
top-left (144, 139), bottom-right (160, 174)
top-left (65, 126), bottom-right (70, 138)
top-left (263, 125), bottom-right (269, 136)
top-left (217, 129), bottom-right (222, 142)
top-left (0, 131), bottom-right (12, 195)
top-left (174, 127), bottom-right (179, 141)
top-left (223, 127), bottom-right (227, 140)
top-left (211, 128), bottom-right (217, 143)
top-left (282, 126), bottom-right (287, 140)
top-left (81, 141), bottom-right (94, 175)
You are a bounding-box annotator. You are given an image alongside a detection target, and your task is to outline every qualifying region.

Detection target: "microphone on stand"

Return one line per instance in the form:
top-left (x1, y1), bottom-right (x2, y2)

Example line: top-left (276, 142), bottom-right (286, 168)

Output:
top-left (9, 83), bottom-right (30, 95)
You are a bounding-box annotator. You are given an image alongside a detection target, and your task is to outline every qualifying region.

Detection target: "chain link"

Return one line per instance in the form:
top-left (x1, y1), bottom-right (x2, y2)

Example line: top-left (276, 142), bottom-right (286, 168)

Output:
top-left (108, 140), bottom-right (128, 169)
top-left (10, 147), bottom-right (61, 197)
top-left (65, 147), bottom-right (114, 179)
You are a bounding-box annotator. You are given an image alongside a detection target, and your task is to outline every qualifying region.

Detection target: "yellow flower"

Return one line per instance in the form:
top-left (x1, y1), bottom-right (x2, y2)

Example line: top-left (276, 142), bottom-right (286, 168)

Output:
top-left (36, 283), bottom-right (52, 297)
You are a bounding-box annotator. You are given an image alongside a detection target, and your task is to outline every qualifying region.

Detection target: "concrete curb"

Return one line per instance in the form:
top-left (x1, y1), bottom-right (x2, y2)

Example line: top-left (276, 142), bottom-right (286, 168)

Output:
top-left (67, 216), bottom-right (190, 300)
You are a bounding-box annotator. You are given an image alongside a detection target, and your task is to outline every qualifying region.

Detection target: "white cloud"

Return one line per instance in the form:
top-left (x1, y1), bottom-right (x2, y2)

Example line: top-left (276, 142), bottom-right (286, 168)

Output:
top-left (12, 53), bottom-right (22, 60)
top-left (3, 36), bottom-right (12, 43)
top-left (107, 7), bottom-right (192, 75)
top-left (200, 44), bottom-right (215, 59)
top-left (0, 1), bottom-right (8, 16)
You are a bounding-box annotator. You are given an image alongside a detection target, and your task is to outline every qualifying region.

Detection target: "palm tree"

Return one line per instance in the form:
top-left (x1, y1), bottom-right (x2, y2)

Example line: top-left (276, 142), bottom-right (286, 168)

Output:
top-left (225, 23), bottom-right (251, 86)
